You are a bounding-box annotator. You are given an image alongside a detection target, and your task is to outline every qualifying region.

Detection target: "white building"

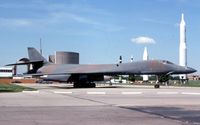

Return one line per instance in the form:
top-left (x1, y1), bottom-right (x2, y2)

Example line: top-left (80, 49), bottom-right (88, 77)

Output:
top-left (0, 67), bottom-right (13, 78)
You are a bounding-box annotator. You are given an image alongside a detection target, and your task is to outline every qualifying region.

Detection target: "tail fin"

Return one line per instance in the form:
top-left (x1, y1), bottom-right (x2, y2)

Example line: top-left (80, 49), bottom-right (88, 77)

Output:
top-left (27, 47), bottom-right (48, 73)
top-left (28, 47), bottom-right (47, 63)
top-left (6, 47), bottom-right (48, 74)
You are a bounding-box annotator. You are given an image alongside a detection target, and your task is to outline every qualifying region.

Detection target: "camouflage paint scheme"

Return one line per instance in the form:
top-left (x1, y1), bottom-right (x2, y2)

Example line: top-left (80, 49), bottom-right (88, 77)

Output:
top-left (7, 48), bottom-right (196, 86)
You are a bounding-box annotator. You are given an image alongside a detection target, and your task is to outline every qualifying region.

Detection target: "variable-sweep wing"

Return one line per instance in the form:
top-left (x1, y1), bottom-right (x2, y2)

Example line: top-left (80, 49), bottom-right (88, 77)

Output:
top-left (6, 47), bottom-right (196, 88)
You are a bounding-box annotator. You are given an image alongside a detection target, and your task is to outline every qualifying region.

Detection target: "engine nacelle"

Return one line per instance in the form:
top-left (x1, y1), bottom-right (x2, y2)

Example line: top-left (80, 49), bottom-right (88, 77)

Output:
top-left (41, 75), bottom-right (71, 82)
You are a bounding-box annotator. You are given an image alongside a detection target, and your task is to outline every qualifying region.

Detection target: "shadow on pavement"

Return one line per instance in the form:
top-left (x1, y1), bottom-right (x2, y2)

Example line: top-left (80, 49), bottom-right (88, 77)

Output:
top-left (120, 106), bottom-right (200, 125)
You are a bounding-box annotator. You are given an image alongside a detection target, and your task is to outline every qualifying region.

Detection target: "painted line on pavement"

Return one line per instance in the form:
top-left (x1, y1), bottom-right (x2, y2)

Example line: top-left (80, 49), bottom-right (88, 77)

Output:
top-left (87, 92), bottom-right (106, 95)
top-left (22, 90), bottom-right (39, 93)
top-left (157, 92), bottom-right (178, 95)
top-left (54, 91), bottom-right (73, 94)
top-left (181, 92), bottom-right (200, 95)
top-left (121, 92), bottom-right (143, 95)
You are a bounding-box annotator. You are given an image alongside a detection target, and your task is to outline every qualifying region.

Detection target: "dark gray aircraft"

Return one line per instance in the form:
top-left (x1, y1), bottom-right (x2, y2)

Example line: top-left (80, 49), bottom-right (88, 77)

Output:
top-left (7, 47), bottom-right (196, 88)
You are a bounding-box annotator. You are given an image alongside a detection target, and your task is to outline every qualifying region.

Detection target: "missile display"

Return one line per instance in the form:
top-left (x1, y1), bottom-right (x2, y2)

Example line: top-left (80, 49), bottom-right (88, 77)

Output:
top-left (179, 13), bottom-right (187, 80)
top-left (143, 46), bottom-right (149, 81)
top-left (119, 55), bottom-right (122, 64)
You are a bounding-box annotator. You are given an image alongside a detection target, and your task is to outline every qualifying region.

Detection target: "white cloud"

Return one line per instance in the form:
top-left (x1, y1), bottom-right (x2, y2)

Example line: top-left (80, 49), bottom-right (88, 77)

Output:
top-left (0, 18), bottom-right (32, 27)
top-left (12, 19), bottom-right (32, 26)
top-left (0, 1), bottom-right (123, 32)
top-left (49, 12), bottom-right (123, 32)
top-left (131, 36), bottom-right (156, 44)
top-left (142, 18), bottom-right (171, 25)
top-left (157, 0), bottom-right (188, 3)
top-left (66, 13), bottom-right (100, 25)
top-left (49, 12), bottom-right (101, 25)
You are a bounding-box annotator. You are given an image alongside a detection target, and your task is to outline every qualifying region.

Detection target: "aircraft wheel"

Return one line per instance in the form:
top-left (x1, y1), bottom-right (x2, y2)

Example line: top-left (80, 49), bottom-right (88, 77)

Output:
top-left (90, 83), bottom-right (96, 88)
top-left (73, 82), bottom-right (82, 88)
top-left (73, 82), bottom-right (96, 88)
top-left (85, 83), bottom-right (96, 88)
top-left (154, 84), bottom-right (160, 89)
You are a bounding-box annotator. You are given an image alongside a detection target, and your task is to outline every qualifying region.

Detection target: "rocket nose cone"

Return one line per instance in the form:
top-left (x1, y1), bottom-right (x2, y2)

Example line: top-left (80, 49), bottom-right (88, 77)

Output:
top-left (181, 13), bottom-right (184, 20)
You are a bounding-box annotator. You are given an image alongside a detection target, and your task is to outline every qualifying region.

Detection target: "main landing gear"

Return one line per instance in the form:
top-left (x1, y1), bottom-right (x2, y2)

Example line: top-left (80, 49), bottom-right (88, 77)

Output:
top-left (154, 77), bottom-right (160, 89)
top-left (154, 84), bottom-right (160, 88)
top-left (73, 82), bottom-right (96, 88)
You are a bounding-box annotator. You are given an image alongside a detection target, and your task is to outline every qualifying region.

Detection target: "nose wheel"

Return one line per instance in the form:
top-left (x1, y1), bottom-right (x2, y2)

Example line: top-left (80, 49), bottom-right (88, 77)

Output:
top-left (154, 77), bottom-right (160, 89)
top-left (154, 84), bottom-right (160, 88)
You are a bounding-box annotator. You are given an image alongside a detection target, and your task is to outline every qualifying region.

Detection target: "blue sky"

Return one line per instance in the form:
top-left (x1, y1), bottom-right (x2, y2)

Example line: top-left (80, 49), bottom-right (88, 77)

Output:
top-left (0, 0), bottom-right (199, 73)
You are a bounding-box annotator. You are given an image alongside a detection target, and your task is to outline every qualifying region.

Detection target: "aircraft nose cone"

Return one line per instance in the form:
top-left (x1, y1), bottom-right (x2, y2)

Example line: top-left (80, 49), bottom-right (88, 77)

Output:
top-left (186, 67), bottom-right (197, 73)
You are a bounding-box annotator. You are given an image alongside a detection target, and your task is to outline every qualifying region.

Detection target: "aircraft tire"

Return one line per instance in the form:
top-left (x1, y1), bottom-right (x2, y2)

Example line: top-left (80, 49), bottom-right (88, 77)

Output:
top-left (90, 83), bottom-right (96, 88)
top-left (84, 83), bottom-right (96, 88)
top-left (73, 82), bottom-right (96, 88)
top-left (154, 84), bottom-right (160, 89)
top-left (73, 82), bottom-right (82, 88)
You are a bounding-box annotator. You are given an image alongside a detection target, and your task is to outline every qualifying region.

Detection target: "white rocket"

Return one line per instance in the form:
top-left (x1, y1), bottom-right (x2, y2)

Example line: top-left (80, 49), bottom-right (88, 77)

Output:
top-left (143, 46), bottom-right (149, 81)
top-left (143, 47), bottom-right (148, 61)
top-left (179, 13), bottom-right (187, 79)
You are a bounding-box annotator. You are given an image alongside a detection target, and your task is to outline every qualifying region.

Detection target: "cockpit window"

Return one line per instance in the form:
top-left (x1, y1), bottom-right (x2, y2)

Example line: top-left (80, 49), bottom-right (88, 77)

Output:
top-left (162, 60), bottom-right (174, 64)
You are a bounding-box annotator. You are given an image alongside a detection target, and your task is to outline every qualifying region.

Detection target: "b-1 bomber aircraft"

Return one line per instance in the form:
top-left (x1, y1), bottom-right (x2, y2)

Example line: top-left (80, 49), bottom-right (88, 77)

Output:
top-left (7, 47), bottom-right (196, 88)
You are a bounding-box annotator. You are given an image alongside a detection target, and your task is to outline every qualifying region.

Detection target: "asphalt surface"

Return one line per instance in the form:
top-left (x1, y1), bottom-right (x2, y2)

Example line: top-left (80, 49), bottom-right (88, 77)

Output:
top-left (0, 83), bottom-right (200, 125)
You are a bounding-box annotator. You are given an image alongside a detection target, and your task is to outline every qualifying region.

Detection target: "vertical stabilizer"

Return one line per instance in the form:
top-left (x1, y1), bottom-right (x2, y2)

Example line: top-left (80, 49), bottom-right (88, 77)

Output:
top-left (28, 47), bottom-right (47, 63)
top-left (27, 47), bottom-right (48, 73)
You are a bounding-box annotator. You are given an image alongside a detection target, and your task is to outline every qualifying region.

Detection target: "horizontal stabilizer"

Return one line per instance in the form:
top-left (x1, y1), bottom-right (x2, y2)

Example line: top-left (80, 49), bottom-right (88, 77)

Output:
top-left (6, 61), bottom-right (43, 66)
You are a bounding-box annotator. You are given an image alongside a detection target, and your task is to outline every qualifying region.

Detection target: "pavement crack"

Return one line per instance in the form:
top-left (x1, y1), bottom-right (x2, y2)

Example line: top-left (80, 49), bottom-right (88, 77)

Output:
top-left (63, 94), bottom-right (113, 106)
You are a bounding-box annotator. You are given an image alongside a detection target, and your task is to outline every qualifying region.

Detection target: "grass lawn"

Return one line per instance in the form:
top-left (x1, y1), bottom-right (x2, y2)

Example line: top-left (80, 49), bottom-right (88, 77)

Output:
top-left (184, 80), bottom-right (200, 87)
top-left (171, 80), bottom-right (200, 87)
top-left (0, 84), bottom-right (37, 92)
